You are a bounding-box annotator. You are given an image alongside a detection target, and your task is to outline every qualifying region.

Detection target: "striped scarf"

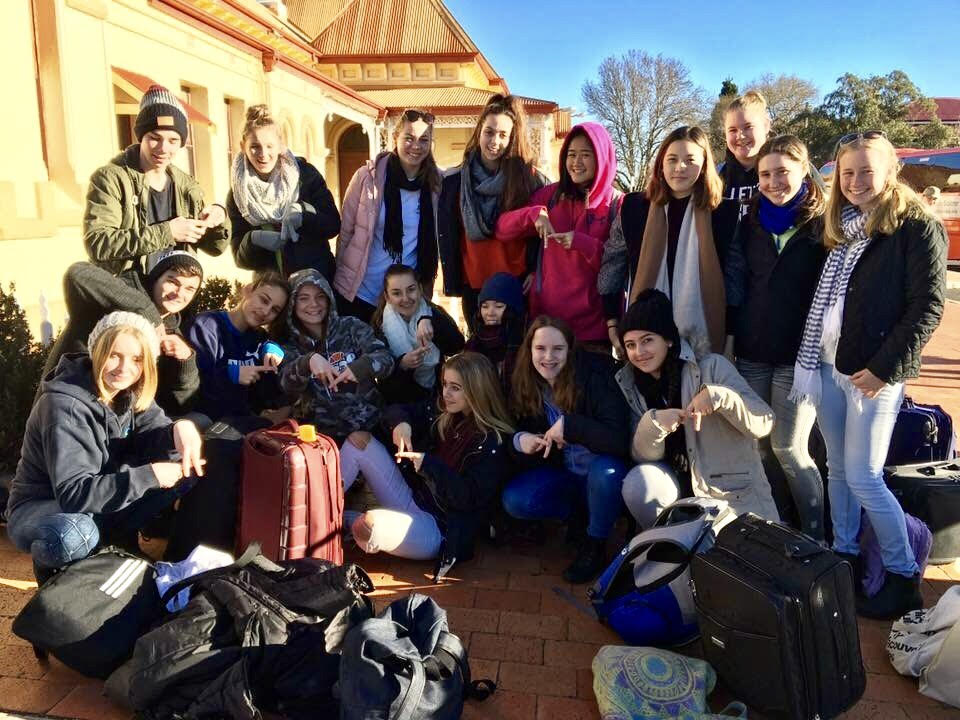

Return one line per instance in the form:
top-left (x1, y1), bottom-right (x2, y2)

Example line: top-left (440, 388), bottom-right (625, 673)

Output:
top-left (789, 205), bottom-right (871, 405)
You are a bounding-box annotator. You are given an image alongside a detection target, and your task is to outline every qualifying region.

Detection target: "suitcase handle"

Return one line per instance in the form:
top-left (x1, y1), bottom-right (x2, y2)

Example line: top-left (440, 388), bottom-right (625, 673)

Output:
top-left (744, 525), bottom-right (824, 560)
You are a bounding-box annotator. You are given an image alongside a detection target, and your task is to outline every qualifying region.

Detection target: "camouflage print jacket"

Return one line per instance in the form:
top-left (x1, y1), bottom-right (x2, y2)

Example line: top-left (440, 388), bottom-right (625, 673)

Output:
top-left (279, 270), bottom-right (394, 442)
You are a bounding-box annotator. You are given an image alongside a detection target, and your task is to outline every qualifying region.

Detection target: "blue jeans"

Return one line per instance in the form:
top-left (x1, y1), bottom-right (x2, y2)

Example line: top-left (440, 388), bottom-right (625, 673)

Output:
top-left (7, 488), bottom-right (179, 569)
top-left (815, 364), bottom-right (918, 576)
top-left (738, 360), bottom-right (824, 540)
top-left (501, 455), bottom-right (627, 539)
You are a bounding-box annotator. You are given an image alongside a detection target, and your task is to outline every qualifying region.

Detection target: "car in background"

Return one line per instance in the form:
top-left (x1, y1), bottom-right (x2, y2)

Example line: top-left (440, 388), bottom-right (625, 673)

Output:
top-left (821, 147), bottom-right (960, 265)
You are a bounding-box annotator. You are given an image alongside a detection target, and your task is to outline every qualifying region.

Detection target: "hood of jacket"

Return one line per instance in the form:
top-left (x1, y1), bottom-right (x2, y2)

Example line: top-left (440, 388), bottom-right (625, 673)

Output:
top-left (286, 268), bottom-right (339, 351)
top-left (559, 122), bottom-right (617, 211)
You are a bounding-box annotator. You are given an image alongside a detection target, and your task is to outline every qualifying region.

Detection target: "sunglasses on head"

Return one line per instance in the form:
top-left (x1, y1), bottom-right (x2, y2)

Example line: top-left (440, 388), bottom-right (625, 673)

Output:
top-left (402, 109), bottom-right (435, 125)
top-left (835, 130), bottom-right (886, 155)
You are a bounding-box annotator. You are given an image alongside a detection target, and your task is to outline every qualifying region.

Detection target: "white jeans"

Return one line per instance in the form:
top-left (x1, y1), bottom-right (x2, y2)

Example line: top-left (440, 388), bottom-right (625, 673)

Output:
top-left (339, 438), bottom-right (442, 559)
top-left (621, 462), bottom-right (681, 530)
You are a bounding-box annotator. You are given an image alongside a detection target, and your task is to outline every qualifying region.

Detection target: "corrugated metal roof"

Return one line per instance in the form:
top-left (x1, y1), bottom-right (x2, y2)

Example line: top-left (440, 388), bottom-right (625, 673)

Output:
top-left (358, 87), bottom-right (557, 114)
top-left (312, 0), bottom-right (473, 56)
top-left (285, 0), bottom-right (354, 39)
top-left (910, 98), bottom-right (960, 123)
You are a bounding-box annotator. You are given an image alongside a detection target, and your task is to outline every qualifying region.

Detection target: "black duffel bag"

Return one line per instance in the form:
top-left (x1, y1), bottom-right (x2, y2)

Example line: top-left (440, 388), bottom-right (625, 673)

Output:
top-left (12, 546), bottom-right (162, 678)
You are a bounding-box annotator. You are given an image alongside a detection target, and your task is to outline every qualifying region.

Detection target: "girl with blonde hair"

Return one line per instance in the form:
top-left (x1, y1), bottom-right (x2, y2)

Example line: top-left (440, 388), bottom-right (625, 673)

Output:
top-left (791, 131), bottom-right (947, 619)
top-left (354, 352), bottom-right (513, 579)
top-left (599, 125), bottom-right (726, 358)
top-left (7, 312), bottom-right (204, 576)
top-left (724, 134), bottom-right (828, 539)
top-left (227, 104), bottom-right (341, 279)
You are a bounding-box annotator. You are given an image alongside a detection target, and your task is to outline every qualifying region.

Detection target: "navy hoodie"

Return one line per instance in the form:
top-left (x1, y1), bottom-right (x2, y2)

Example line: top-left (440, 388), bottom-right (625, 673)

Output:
top-left (8, 354), bottom-right (176, 517)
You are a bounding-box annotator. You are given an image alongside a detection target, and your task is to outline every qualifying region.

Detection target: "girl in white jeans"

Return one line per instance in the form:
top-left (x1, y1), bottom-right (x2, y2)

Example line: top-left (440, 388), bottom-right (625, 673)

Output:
top-left (352, 352), bottom-right (513, 580)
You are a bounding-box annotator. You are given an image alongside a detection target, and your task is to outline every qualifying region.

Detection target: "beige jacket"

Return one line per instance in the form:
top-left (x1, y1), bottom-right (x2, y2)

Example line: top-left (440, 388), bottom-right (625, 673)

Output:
top-left (616, 340), bottom-right (780, 521)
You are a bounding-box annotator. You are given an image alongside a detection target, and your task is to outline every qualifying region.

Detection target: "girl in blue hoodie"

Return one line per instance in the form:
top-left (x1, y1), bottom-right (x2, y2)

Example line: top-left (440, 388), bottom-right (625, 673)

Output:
top-left (7, 312), bottom-right (204, 574)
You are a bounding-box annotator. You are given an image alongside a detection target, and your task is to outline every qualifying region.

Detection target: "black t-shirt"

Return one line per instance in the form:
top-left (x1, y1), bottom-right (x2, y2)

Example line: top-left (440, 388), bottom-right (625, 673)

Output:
top-left (147, 180), bottom-right (175, 225)
top-left (666, 196), bottom-right (690, 292)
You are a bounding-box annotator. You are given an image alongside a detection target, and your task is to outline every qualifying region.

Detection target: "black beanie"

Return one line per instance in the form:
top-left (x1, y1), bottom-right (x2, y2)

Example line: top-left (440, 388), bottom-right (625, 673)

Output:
top-left (620, 288), bottom-right (681, 348)
top-left (134, 85), bottom-right (189, 144)
top-left (478, 272), bottom-right (525, 316)
top-left (145, 249), bottom-right (203, 289)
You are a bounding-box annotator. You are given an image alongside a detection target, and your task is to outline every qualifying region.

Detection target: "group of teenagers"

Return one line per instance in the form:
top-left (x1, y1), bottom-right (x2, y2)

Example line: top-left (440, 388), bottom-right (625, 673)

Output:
top-left (5, 82), bottom-right (948, 622)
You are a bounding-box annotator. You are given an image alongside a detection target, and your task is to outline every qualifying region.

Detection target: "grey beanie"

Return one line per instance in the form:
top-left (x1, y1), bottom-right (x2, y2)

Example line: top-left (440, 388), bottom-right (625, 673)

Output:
top-left (134, 85), bottom-right (189, 143)
top-left (88, 311), bottom-right (161, 359)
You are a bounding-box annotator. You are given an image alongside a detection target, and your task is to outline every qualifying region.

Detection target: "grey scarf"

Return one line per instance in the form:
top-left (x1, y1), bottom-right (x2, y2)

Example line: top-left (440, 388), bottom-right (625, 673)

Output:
top-left (459, 151), bottom-right (505, 242)
top-left (230, 149), bottom-right (300, 226)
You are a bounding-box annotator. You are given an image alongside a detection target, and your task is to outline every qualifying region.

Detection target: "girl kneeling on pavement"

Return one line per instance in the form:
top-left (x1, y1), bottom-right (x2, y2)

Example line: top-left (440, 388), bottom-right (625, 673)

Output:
top-left (7, 312), bottom-right (204, 577)
top-left (616, 290), bottom-right (780, 530)
top-left (353, 352), bottom-right (513, 576)
top-left (503, 316), bottom-right (631, 583)
top-left (278, 269), bottom-right (424, 530)
top-left (791, 131), bottom-right (947, 619)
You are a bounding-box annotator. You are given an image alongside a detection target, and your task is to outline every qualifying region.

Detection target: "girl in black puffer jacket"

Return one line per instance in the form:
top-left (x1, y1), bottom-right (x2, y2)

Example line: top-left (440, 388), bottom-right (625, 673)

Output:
top-left (724, 135), bottom-right (828, 541)
top-left (791, 131), bottom-right (946, 620)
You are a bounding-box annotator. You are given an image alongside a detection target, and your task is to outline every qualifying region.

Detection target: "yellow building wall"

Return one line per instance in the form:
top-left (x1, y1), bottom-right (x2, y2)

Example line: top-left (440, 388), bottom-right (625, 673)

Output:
top-left (0, 0), bottom-right (377, 340)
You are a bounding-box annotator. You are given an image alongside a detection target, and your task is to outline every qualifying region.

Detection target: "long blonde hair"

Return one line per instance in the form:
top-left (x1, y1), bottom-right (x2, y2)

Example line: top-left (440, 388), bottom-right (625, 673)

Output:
top-left (437, 352), bottom-right (514, 442)
top-left (90, 326), bottom-right (158, 412)
top-left (824, 134), bottom-right (930, 248)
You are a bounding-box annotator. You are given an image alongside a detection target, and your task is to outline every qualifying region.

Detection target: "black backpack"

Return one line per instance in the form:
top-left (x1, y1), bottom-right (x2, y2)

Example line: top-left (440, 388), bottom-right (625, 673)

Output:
top-left (12, 546), bottom-right (163, 678)
top-left (105, 545), bottom-right (374, 720)
top-left (338, 593), bottom-right (495, 720)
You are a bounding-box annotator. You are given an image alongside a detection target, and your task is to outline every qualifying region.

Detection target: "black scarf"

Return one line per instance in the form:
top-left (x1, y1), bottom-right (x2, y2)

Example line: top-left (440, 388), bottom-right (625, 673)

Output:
top-left (384, 154), bottom-right (435, 263)
top-left (634, 355), bottom-right (692, 497)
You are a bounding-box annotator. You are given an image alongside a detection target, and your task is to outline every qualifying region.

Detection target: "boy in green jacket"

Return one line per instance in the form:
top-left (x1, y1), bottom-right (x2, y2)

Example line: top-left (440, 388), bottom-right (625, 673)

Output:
top-left (83, 85), bottom-right (229, 275)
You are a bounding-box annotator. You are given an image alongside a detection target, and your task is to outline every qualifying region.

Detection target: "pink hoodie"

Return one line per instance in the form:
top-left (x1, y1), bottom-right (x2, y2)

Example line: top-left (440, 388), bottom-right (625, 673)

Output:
top-left (495, 122), bottom-right (618, 342)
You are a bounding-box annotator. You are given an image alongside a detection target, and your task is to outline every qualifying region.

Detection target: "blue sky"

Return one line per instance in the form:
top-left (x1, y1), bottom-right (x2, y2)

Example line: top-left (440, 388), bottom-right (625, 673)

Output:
top-left (447, 0), bottom-right (959, 113)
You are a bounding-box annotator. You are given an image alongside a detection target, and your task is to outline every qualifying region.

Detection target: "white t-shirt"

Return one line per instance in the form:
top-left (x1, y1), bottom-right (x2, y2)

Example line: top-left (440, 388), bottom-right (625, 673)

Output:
top-left (357, 189), bottom-right (420, 305)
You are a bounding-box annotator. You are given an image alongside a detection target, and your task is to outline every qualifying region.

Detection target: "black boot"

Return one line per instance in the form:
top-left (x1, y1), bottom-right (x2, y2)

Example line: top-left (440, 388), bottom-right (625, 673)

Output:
top-left (835, 552), bottom-right (864, 597)
top-left (32, 558), bottom-right (58, 587)
top-left (856, 571), bottom-right (923, 620)
top-left (563, 536), bottom-right (607, 584)
top-left (565, 502), bottom-right (588, 545)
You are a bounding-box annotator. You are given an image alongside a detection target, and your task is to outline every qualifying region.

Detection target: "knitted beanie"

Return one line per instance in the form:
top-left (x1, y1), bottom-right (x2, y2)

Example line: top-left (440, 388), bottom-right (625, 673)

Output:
top-left (620, 289), bottom-right (681, 348)
top-left (145, 248), bottom-right (204, 289)
top-left (88, 311), bottom-right (161, 359)
top-left (477, 272), bottom-right (525, 316)
top-left (134, 85), bottom-right (189, 143)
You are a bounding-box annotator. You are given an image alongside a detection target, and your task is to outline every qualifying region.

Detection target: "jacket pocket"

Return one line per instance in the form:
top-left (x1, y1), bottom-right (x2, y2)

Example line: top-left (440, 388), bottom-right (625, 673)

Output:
top-left (706, 470), bottom-right (751, 492)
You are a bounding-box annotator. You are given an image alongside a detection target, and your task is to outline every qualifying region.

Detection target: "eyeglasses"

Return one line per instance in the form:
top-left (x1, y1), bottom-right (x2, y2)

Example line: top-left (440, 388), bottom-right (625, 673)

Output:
top-left (402, 109), bottom-right (435, 125)
top-left (834, 130), bottom-right (886, 155)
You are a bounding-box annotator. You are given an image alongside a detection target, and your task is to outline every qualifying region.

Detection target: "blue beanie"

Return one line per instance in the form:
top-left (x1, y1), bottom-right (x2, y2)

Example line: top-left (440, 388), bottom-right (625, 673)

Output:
top-left (477, 272), bottom-right (524, 316)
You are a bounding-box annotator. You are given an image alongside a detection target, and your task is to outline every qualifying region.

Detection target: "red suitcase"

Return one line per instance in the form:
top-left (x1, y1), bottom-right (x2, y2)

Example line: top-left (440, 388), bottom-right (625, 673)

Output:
top-left (238, 420), bottom-right (344, 564)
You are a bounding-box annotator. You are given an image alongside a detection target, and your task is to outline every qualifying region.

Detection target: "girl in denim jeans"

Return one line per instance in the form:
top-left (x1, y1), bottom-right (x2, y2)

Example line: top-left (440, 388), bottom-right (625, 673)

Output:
top-left (7, 312), bottom-right (203, 580)
top-left (791, 131), bottom-right (947, 619)
top-left (503, 316), bottom-right (630, 583)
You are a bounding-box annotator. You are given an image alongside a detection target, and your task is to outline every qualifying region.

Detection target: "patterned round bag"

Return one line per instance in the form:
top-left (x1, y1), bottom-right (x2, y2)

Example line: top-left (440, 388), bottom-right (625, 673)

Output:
top-left (592, 645), bottom-right (747, 720)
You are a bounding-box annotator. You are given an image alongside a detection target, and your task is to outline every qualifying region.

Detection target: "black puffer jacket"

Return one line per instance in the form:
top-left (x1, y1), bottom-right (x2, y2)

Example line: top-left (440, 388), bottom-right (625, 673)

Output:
top-left (725, 212), bottom-right (827, 365)
top-left (382, 401), bottom-right (507, 561)
top-left (836, 214), bottom-right (947, 383)
top-left (510, 351), bottom-right (630, 468)
top-left (105, 553), bottom-right (374, 720)
top-left (228, 157), bottom-right (341, 280)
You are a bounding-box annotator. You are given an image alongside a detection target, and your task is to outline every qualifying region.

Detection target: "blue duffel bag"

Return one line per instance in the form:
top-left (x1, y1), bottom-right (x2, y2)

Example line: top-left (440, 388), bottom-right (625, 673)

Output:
top-left (589, 498), bottom-right (735, 647)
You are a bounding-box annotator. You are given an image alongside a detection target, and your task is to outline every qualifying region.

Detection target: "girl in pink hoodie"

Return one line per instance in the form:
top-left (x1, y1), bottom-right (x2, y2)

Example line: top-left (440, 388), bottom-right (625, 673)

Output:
top-left (495, 122), bottom-right (619, 344)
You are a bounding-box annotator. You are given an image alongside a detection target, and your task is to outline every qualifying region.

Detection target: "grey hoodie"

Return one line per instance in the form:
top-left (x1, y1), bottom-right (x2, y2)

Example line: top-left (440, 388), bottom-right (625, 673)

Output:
top-left (279, 270), bottom-right (394, 441)
top-left (8, 354), bottom-right (176, 517)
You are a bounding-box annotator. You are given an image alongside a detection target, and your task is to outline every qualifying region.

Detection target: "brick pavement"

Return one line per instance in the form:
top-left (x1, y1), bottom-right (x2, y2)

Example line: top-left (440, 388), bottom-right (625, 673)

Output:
top-left (0, 303), bottom-right (959, 719)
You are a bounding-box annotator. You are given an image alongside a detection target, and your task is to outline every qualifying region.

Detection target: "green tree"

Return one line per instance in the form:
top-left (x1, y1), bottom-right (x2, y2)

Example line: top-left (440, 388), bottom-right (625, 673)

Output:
top-left (797, 71), bottom-right (959, 164)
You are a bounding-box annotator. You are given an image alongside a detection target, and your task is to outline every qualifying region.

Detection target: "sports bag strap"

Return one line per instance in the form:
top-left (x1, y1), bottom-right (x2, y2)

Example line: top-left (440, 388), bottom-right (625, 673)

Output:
top-left (158, 542), bottom-right (277, 606)
top-left (712, 700), bottom-right (748, 717)
top-left (391, 657), bottom-right (427, 720)
top-left (431, 632), bottom-right (496, 701)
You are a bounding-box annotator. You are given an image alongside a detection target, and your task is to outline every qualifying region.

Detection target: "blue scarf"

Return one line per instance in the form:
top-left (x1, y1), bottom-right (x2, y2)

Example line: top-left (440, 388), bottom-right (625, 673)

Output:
top-left (757, 182), bottom-right (808, 235)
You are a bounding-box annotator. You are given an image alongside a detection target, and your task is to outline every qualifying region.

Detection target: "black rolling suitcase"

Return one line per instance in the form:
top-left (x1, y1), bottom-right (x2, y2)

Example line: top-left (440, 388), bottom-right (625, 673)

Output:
top-left (690, 514), bottom-right (864, 720)
top-left (884, 460), bottom-right (960, 565)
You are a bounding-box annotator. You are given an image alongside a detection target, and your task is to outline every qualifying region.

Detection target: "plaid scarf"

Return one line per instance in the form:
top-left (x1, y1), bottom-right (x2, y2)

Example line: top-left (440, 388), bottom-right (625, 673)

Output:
top-left (789, 205), bottom-right (871, 405)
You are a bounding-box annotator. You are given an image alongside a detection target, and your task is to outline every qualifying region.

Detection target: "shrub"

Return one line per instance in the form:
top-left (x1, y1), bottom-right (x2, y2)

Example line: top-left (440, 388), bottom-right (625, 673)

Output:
top-left (0, 285), bottom-right (48, 473)
top-left (191, 276), bottom-right (244, 313)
